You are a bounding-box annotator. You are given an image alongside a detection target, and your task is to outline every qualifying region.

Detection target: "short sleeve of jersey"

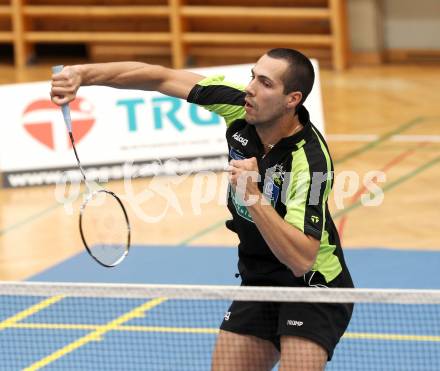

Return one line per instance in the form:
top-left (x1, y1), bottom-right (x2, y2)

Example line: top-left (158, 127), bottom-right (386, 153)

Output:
top-left (187, 75), bottom-right (246, 127)
top-left (284, 147), bottom-right (332, 241)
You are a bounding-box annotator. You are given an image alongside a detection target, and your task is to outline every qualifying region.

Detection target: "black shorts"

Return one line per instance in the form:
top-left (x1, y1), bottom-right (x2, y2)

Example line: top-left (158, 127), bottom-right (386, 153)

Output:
top-left (220, 273), bottom-right (353, 361)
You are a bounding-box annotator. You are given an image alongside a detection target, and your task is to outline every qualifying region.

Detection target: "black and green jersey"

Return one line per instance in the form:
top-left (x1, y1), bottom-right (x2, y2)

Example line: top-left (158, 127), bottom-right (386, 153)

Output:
top-left (188, 75), bottom-right (353, 288)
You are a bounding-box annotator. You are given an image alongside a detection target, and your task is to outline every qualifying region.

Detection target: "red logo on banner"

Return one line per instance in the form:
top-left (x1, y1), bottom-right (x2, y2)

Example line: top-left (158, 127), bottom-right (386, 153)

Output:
top-left (23, 98), bottom-right (95, 150)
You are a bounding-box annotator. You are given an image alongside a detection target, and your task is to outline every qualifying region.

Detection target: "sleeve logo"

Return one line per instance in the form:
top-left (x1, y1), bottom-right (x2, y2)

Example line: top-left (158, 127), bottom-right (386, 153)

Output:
top-left (311, 215), bottom-right (320, 223)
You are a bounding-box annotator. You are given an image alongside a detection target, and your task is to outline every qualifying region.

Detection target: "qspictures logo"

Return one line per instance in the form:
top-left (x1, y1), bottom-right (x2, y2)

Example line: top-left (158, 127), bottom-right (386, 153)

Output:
top-left (22, 97), bottom-right (95, 151)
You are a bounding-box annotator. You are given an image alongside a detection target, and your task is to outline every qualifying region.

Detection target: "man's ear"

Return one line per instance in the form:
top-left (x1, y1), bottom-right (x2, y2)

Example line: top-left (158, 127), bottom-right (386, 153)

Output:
top-left (286, 91), bottom-right (302, 110)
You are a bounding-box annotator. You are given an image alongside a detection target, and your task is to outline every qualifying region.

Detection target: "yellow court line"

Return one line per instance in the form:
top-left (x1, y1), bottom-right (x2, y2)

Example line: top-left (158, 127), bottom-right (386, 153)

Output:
top-left (23, 297), bottom-right (167, 371)
top-left (12, 322), bottom-right (219, 334)
top-left (13, 323), bottom-right (97, 331)
top-left (120, 325), bottom-right (218, 334)
top-left (343, 332), bottom-right (440, 342)
top-left (0, 295), bottom-right (64, 331)
top-left (10, 322), bottom-right (440, 342)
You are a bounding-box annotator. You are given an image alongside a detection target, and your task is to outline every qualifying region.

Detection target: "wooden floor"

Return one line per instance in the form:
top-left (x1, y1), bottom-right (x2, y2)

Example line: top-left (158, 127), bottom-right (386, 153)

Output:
top-left (1, 63), bottom-right (439, 281)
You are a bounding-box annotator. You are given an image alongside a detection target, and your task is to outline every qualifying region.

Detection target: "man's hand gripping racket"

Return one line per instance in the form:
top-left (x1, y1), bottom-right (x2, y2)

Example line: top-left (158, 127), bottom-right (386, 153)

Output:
top-left (52, 65), bottom-right (131, 267)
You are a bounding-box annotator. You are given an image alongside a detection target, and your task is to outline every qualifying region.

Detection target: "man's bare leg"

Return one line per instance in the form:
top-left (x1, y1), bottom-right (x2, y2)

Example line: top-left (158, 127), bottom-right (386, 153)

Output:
top-left (212, 329), bottom-right (279, 371)
top-left (279, 335), bottom-right (327, 371)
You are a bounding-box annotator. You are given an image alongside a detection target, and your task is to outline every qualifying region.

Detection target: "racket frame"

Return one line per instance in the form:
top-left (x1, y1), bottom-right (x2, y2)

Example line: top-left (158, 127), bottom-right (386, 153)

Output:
top-left (79, 189), bottom-right (131, 268)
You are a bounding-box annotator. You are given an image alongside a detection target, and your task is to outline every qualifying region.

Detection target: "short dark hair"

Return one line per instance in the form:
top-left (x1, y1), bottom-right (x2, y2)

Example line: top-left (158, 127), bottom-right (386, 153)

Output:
top-left (266, 48), bottom-right (315, 106)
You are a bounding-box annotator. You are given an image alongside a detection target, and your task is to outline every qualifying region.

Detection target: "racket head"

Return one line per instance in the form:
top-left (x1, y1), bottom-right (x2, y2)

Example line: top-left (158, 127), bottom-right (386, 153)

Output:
top-left (79, 189), bottom-right (131, 267)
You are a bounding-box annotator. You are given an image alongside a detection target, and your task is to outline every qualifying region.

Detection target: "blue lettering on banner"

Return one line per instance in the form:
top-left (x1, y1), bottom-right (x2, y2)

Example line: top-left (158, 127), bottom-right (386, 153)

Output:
top-left (116, 98), bottom-right (144, 131)
top-left (152, 97), bottom-right (184, 131)
top-left (190, 105), bottom-right (221, 126)
top-left (116, 97), bottom-right (221, 132)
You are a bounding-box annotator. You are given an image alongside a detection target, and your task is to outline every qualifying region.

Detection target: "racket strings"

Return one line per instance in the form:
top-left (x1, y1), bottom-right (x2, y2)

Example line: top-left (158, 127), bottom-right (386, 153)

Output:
top-left (81, 191), bottom-right (130, 267)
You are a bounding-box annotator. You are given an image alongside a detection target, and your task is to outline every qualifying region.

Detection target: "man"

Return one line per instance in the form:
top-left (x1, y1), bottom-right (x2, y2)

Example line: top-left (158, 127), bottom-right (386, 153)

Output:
top-left (51, 48), bottom-right (353, 370)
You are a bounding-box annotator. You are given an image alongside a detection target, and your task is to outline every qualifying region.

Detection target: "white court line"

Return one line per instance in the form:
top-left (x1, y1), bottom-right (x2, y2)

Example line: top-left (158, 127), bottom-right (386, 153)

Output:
top-left (392, 135), bottom-right (440, 143)
top-left (327, 134), bottom-right (440, 143)
top-left (327, 134), bottom-right (379, 142)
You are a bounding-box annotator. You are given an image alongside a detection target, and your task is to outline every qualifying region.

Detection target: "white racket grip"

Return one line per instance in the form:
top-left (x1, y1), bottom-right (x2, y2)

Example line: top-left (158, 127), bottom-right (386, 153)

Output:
top-left (52, 65), bottom-right (72, 132)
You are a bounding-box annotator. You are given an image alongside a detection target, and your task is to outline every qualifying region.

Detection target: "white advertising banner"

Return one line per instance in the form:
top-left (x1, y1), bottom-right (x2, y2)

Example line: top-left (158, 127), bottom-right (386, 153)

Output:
top-left (0, 62), bottom-right (324, 188)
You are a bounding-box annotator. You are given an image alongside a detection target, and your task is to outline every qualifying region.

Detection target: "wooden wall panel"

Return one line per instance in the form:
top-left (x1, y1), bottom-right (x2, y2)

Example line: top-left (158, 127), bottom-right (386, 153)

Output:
top-left (3, 0), bottom-right (348, 70)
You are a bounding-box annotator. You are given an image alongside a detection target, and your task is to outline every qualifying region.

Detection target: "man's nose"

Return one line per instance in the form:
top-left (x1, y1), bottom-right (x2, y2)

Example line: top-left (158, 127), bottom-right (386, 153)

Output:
top-left (245, 82), bottom-right (255, 97)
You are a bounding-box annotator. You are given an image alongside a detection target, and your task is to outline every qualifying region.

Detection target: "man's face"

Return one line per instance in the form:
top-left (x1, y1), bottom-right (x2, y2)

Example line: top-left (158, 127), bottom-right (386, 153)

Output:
top-left (244, 54), bottom-right (291, 126)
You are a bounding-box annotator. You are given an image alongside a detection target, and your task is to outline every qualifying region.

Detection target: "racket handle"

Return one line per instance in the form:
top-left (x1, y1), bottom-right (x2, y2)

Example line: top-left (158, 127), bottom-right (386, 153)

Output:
top-left (52, 65), bottom-right (72, 132)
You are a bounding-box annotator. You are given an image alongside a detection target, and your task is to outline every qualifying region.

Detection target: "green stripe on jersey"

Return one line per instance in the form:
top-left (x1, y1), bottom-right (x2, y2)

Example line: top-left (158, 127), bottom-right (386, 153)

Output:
top-left (312, 127), bottom-right (333, 235)
top-left (197, 75), bottom-right (246, 127)
top-left (310, 127), bottom-right (342, 282)
top-left (313, 230), bottom-right (342, 283)
top-left (284, 147), bottom-right (310, 232)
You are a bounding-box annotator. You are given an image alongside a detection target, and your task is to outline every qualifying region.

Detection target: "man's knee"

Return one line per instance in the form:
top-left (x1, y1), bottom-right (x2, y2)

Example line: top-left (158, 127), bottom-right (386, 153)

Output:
top-left (279, 335), bottom-right (327, 371)
top-left (212, 330), bottom-right (279, 371)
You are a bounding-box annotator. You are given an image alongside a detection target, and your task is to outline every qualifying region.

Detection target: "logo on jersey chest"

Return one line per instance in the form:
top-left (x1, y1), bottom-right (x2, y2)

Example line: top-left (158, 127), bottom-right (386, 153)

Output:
top-left (262, 163), bottom-right (285, 206)
top-left (229, 164), bottom-right (284, 223)
top-left (229, 147), bottom-right (246, 160)
top-left (232, 132), bottom-right (248, 146)
top-left (271, 163), bottom-right (286, 186)
top-left (263, 179), bottom-right (280, 206)
top-left (231, 182), bottom-right (281, 222)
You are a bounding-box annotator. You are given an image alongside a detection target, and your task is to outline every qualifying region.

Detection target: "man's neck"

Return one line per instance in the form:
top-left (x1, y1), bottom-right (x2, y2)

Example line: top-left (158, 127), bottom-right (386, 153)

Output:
top-left (256, 113), bottom-right (303, 151)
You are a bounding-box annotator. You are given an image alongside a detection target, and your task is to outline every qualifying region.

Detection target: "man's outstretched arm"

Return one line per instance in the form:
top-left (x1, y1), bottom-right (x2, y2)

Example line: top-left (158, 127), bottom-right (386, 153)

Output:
top-left (50, 62), bottom-right (205, 105)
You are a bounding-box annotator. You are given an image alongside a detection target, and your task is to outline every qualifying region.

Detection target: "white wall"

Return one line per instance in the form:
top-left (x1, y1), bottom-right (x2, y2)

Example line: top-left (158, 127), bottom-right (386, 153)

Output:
top-left (348, 0), bottom-right (383, 52)
top-left (384, 0), bottom-right (440, 49)
top-left (348, 0), bottom-right (440, 51)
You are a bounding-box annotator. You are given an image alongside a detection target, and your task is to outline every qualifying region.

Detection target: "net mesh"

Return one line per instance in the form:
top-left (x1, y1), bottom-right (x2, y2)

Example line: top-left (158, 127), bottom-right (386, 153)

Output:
top-left (0, 282), bottom-right (439, 370)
